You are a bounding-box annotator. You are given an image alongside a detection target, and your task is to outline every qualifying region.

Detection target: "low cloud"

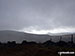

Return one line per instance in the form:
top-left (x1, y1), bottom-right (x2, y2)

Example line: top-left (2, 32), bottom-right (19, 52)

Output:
top-left (0, 0), bottom-right (75, 34)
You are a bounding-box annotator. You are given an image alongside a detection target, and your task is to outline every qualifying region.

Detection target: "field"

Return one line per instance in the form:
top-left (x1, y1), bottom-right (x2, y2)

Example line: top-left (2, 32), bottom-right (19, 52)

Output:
top-left (0, 43), bottom-right (75, 56)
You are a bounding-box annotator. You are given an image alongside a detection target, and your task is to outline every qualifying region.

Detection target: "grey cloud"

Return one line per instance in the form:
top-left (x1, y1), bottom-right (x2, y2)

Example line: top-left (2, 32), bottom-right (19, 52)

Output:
top-left (0, 0), bottom-right (75, 32)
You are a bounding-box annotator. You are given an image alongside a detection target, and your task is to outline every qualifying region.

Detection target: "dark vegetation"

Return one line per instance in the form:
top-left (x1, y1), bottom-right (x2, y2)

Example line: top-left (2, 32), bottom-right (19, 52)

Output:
top-left (0, 35), bottom-right (75, 56)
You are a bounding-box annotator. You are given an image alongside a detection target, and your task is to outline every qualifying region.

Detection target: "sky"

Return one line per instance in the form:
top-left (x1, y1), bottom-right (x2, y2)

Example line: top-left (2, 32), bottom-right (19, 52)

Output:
top-left (0, 0), bottom-right (75, 34)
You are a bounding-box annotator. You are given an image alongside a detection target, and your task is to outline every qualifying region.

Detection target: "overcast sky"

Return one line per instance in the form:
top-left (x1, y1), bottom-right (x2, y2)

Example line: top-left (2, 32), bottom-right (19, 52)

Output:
top-left (0, 0), bottom-right (75, 34)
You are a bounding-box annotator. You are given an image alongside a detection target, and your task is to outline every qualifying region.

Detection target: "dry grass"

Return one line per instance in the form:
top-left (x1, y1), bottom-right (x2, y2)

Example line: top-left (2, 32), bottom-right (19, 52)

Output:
top-left (0, 44), bottom-right (75, 56)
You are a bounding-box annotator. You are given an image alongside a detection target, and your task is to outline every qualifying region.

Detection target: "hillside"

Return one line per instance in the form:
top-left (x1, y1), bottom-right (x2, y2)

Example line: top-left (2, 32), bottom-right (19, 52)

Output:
top-left (0, 30), bottom-right (75, 56)
top-left (0, 30), bottom-right (75, 43)
top-left (0, 30), bottom-right (50, 43)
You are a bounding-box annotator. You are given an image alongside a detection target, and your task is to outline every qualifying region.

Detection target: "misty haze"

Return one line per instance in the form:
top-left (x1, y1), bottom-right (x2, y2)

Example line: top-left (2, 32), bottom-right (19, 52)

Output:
top-left (0, 0), bottom-right (75, 56)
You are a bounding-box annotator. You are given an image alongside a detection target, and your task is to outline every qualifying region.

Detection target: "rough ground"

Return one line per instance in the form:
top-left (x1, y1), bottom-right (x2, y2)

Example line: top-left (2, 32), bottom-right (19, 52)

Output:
top-left (0, 44), bottom-right (75, 56)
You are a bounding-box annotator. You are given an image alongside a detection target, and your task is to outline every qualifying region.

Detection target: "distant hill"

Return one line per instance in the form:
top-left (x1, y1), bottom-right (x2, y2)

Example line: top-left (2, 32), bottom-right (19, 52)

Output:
top-left (0, 30), bottom-right (50, 43)
top-left (0, 30), bottom-right (75, 43)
